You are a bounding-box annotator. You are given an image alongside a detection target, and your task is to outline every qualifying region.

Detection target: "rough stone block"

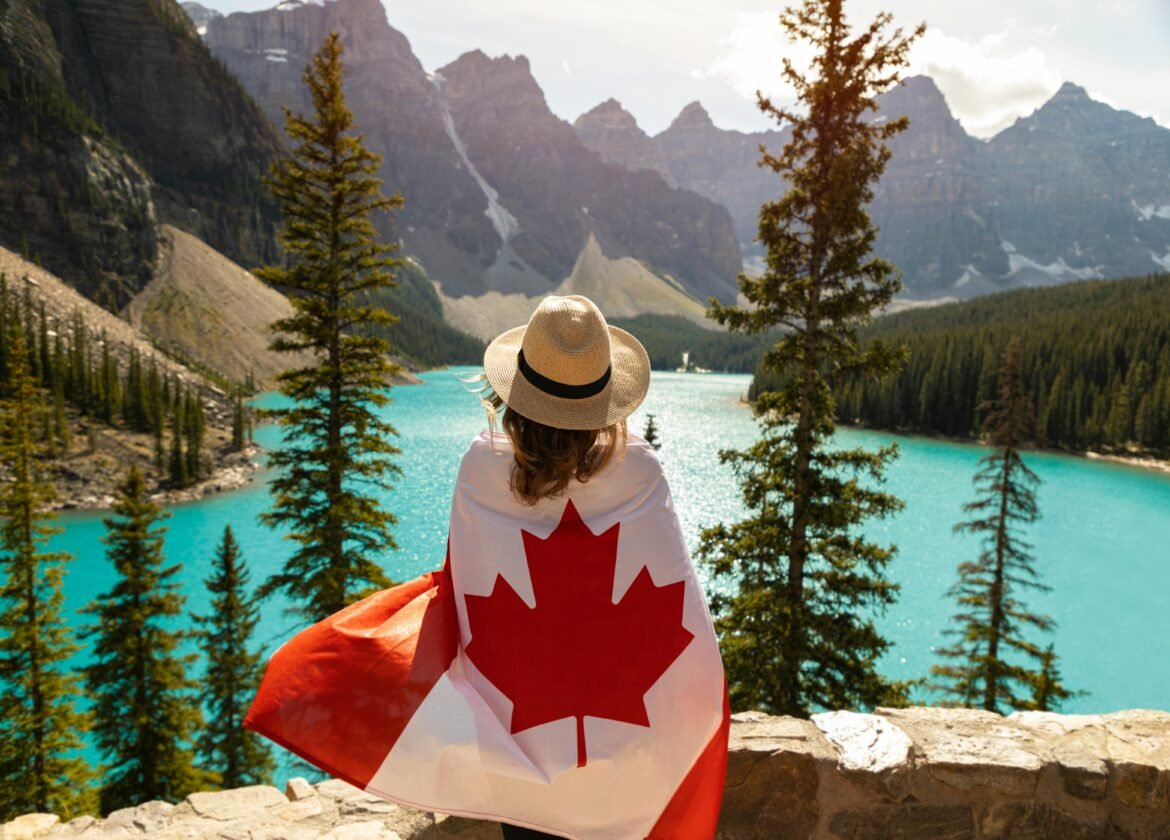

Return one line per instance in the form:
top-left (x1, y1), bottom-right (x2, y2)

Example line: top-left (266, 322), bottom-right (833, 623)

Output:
top-left (60, 815), bottom-right (98, 833)
top-left (977, 801), bottom-right (1107, 840)
top-left (103, 800), bottom-right (174, 834)
top-left (0, 814), bottom-right (60, 840)
top-left (880, 707), bottom-right (1046, 797)
top-left (828, 803), bottom-right (975, 839)
top-left (184, 785), bottom-right (288, 821)
top-left (1114, 763), bottom-right (1170, 810)
top-left (319, 821), bottom-right (399, 840)
top-left (285, 777), bottom-right (317, 802)
top-left (720, 748), bottom-right (820, 839)
top-left (812, 710), bottom-right (913, 798)
top-left (419, 815), bottom-right (504, 838)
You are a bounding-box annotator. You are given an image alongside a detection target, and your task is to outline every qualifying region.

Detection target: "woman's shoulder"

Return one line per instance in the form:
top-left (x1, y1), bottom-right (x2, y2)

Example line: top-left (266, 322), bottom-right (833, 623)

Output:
top-left (460, 430), bottom-right (512, 465)
top-left (608, 433), bottom-right (666, 483)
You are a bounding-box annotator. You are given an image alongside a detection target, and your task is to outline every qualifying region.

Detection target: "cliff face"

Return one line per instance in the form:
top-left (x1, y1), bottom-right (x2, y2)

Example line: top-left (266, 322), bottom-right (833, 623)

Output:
top-left (652, 101), bottom-right (788, 259)
top-left (0, 1), bottom-right (157, 304)
top-left (205, 0), bottom-right (499, 291)
top-left (0, 0), bottom-right (281, 306)
top-left (868, 76), bottom-right (1007, 295)
top-left (985, 82), bottom-right (1170, 289)
top-left (205, 0), bottom-right (742, 305)
top-left (572, 98), bottom-right (676, 186)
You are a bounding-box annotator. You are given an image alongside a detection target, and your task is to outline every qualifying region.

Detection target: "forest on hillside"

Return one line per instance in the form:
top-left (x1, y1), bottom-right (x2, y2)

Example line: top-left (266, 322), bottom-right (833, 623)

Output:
top-left (609, 314), bottom-right (780, 373)
top-left (751, 274), bottom-right (1170, 454)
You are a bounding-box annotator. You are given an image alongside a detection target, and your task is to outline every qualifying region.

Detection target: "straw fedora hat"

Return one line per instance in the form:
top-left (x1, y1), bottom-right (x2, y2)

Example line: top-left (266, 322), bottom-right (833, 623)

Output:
top-left (483, 295), bottom-right (650, 430)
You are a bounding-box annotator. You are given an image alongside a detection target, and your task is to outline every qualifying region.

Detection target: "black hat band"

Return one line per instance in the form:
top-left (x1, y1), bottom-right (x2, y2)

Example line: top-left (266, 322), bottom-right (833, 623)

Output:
top-left (518, 349), bottom-right (612, 399)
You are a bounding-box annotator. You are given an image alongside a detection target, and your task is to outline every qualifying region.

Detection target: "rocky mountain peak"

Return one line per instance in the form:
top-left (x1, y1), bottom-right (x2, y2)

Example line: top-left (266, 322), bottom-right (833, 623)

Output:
top-left (180, 2), bottom-right (221, 34)
top-left (877, 73), bottom-right (973, 155)
top-left (669, 100), bottom-right (714, 131)
top-left (576, 98), bottom-right (638, 129)
top-left (574, 98), bottom-right (674, 185)
top-left (1053, 80), bottom-right (1091, 101)
top-left (439, 50), bottom-right (545, 110)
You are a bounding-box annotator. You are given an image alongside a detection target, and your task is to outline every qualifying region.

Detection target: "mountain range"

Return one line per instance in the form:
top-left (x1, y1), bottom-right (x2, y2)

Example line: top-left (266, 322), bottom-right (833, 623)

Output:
top-left (3, 0), bottom-right (1169, 367)
top-left (575, 77), bottom-right (1170, 299)
top-left (198, 0), bottom-right (1170, 312)
top-left (200, 0), bottom-right (741, 340)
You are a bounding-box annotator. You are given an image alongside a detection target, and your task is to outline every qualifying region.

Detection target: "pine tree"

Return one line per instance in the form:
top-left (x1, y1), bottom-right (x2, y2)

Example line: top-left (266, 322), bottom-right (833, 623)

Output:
top-left (82, 466), bottom-right (208, 812)
top-left (642, 413), bottom-right (662, 451)
top-left (256, 32), bottom-right (403, 622)
top-left (931, 336), bottom-right (1077, 712)
top-left (231, 393), bottom-right (247, 452)
top-left (699, 0), bottom-right (922, 715)
top-left (193, 526), bottom-right (274, 788)
top-left (184, 390), bottom-right (204, 481)
top-left (169, 391), bottom-right (187, 488)
top-left (0, 327), bottom-right (94, 820)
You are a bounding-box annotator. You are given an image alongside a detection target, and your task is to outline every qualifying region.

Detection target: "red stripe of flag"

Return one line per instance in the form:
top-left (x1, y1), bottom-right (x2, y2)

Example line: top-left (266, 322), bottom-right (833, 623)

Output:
top-left (244, 566), bottom-right (459, 789)
top-left (645, 681), bottom-right (731, 839)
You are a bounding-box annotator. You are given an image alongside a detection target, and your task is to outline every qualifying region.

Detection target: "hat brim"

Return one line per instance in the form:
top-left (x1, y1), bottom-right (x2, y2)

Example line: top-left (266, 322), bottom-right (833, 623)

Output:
top-left (483, 325), bottom-right (650, 431)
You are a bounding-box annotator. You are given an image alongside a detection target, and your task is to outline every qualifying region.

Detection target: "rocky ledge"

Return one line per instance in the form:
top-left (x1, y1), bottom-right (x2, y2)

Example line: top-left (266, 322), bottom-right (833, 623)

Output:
top-left (3, 707), bottom-right (1168, 839)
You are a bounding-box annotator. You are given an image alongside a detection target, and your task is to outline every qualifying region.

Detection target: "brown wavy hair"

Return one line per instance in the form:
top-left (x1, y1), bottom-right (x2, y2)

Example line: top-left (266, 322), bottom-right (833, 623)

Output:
top-left (501, 405), bottom-right (625, 505)
top-left (469, 374), bottom-right (626, 504)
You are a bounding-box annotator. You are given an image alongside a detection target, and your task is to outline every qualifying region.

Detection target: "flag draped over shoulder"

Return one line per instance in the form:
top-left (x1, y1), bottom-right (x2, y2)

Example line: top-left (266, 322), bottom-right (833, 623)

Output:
top-left (246, 432), bottom-right (729, 840)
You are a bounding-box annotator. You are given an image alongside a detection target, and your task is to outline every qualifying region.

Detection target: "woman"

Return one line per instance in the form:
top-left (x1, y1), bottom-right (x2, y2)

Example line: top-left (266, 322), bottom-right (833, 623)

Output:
top-left (247, 295), bottom-right (728, 840)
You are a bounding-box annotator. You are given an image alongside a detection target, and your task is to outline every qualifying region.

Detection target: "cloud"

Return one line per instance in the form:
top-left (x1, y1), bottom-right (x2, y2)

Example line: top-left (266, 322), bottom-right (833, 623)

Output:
top-left (691, 11), bottom-right (815, 108)
top-left (910, 28), bottom-right (1062, 138)
top-left (696, 18), bottom-right (1064, 138)
top-left (562, 59), bottom-right (572, 75)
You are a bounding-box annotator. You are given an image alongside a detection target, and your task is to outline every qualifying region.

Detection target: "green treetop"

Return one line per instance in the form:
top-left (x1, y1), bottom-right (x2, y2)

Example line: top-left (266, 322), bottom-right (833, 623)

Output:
top-left (699, 0), bottom-right (922, 715)
top-left (82, 466), bottom-right (209, 812)
top-left (932, 336), bottom-right (1078, 712)
top-left (194, 525), bottom-right (274, 788)
top-left (0, 326), bottom-right (94, 820)
top-left (642, 413), bottom-right (662, 451)
top-left (256, 32), bottom-right (403, 623)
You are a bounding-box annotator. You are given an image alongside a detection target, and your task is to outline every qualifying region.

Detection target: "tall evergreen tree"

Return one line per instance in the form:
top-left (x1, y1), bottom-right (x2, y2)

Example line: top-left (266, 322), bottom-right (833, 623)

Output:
top-left (82, 466), bottom-right (208, 812)
top-left (699, 0), bottom-right (922, 715)
top-left (256, 32), bottom-right (403, 622)
top-left (931, 336), bottom-right (1076, 711)
top-left (0, 328), bottom-right (93, 820)
top-left (193, 526), bottom-right (273, 788)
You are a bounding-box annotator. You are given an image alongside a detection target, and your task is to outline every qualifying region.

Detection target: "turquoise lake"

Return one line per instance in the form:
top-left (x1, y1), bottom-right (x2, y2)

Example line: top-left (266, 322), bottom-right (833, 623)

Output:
top-left (49, 367), bottom-right (1170, 714)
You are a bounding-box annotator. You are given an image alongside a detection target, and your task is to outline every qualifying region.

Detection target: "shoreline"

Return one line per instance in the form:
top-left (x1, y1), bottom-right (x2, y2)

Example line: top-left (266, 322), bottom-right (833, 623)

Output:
top-left (842, 422), bottom-right (1170, 476)
top-left (52, 444), bottom-right (263, 513)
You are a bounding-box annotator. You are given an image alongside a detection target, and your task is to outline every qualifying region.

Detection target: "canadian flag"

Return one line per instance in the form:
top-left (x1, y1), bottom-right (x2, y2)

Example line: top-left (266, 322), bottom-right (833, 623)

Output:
top-left (246, 432), bottom-right (730, 839)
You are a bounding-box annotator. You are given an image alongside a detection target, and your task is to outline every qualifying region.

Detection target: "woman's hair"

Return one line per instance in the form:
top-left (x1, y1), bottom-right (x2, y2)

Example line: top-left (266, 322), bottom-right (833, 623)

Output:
top-left (502, 406), bottom-right (626, 505)
top-left (466, 373), bottom-right (626, 505)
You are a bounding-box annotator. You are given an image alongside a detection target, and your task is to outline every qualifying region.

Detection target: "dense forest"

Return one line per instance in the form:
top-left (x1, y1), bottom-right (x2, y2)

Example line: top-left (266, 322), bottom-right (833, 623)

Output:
top-left (0, 275), bottom-right (220, 486)
top-left (609, 314), bottom-right (781, 373)
top-left (751, 274), bottom-right (1170, 454)
top-left (369, 262), bottom-right (484, 368)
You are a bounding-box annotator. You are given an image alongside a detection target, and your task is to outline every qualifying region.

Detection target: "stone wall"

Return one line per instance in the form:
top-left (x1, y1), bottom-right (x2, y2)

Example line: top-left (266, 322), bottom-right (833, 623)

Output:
top-left (3, 708), bottom-right (1168, 839)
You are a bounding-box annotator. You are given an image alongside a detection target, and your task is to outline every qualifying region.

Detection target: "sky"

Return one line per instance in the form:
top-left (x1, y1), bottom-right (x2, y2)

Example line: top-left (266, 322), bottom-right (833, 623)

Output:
top-left (203, 0), bottom-right (1169, 139)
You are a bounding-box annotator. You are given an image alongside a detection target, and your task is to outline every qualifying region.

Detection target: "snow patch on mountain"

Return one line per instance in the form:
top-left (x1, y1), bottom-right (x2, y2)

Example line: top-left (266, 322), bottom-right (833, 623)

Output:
top-left (1001, 241), bottom-right (1102, 282)
top-left (1134, 201), bottom-right (1170, 222)
top-left (429, 73), bottom-right (519, 244)
top-left (277, 0), bottom-right (338, 10)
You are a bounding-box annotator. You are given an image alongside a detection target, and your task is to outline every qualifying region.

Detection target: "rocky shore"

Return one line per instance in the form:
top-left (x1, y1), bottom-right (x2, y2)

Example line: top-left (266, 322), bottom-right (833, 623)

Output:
top-left (4, 707), bottom-right (1168, 839)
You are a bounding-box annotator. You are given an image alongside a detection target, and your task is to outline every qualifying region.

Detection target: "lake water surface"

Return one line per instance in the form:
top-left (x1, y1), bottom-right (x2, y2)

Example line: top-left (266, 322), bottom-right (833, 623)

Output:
top-left (49, 367), bottom-right (1170, 714)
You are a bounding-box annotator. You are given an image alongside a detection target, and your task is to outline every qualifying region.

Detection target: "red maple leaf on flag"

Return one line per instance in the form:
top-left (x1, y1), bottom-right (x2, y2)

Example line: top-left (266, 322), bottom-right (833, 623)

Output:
top-left (464, 499), bottom-right (694, 768)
